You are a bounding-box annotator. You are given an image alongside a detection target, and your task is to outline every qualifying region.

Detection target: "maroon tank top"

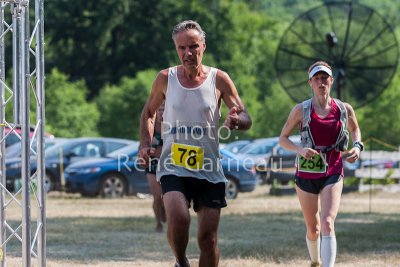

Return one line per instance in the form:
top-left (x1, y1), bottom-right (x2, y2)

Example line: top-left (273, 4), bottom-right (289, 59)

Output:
top-left (296, 99), bottom-right (344, 179)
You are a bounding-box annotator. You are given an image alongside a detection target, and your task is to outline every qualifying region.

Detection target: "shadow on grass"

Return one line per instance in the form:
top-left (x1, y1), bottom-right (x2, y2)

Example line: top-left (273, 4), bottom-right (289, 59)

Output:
top-left (5, 212), bottom-right (400, 264)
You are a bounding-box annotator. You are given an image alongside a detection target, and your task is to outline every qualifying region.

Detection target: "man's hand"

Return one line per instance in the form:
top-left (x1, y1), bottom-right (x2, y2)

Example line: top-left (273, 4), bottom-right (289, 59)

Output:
top-left (224, 106), bottom-right (241, 130)
top-left (138, 147), bottom-right (155, 167)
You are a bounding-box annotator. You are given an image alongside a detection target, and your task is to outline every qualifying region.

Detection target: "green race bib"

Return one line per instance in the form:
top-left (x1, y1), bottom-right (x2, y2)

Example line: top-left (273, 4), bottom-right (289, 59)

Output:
top-left (298, 154), bottom-right (327, 173)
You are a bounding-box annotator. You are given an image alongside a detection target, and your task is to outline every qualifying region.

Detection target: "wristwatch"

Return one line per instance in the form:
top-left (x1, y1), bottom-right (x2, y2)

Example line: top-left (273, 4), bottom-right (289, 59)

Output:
top-left (353, 141), bottom-right (364, 151)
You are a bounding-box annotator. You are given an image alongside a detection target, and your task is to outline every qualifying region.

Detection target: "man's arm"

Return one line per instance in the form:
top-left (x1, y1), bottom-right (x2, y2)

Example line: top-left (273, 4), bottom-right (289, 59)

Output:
top-left (139, 70), bottom-right (167, 164)
top-left (216, 70), bottom-right (252, 130)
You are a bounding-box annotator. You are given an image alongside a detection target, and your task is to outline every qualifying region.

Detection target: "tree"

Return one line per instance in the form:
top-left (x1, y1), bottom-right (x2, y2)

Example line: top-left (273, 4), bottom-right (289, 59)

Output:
top-left (45, 0), bottom-right (186, 97)
top-left (96, 70), bottom-right (157, 140)
top-left (41, 0), bottom-right (399, 140)
top-left (253, 82), bottom-right (295, 138)
top-left (203, 0), bottom-right (281, 139)
top-left (357, 72), bottom-right (400, 146)
top-left (45, 69), bottom-right (100, 137)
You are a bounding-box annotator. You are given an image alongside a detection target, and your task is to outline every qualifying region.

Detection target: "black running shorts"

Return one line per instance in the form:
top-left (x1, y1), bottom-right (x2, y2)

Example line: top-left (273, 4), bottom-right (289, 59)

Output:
top-left (160, 174), bottom-right (227, 212)
top-left (145, 157), bottom-right (159, 175)
top-left (295, 174), bottom-right (342, 194)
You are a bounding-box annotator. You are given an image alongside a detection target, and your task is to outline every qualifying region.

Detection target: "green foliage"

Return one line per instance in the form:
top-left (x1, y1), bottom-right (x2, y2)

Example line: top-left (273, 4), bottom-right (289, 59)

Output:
top-left (45, 69), bottom-right (100, 137)
top-left (357, 72), bottom-right (400, 146)
top-left (45, 0), bottom-right (164, 95)
top-left (208, 0), bottom-right (280, 138)
top-left (359, 0), bottom-right (400, 27)
top-left (38, 0), bottom-right (400, 142)
top-left (44, 0), bottom-right (217, 96)
top-left (344, 176), bottom-right (359, 186)
top-left (363, 177), bottom-right (398, 185)
top-left (96, 70), bottom-right (157, 140)
top-left (253, 82), bottom-right (295, 137)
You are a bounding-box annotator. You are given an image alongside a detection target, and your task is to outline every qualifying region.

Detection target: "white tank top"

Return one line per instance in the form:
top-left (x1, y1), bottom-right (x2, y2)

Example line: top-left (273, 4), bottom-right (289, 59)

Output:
top-left (156, 66), bottom-right (226, 183)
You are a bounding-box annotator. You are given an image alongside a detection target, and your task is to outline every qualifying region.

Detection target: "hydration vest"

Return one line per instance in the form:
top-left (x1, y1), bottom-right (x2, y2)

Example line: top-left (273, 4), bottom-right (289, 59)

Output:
top-left (300, 98), bottom-right (349, 153)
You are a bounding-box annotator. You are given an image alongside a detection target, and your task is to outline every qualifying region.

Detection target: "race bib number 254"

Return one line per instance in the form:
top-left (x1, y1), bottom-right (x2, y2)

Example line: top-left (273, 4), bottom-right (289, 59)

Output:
top-left (298, 154), bottom-right (326, 173)
top-left (171, 143), bottom-right (204, 170)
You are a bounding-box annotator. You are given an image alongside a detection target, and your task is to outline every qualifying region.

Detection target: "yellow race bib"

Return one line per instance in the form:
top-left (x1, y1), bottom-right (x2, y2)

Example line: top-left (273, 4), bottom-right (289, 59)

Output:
top-left (171, 143), bottom-right (204, 170)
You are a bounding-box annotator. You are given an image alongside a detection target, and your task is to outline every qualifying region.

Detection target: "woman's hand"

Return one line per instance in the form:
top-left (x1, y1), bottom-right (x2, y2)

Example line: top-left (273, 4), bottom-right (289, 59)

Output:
top-left (299, 147), bottom-right (319, 160)
top-left (345, 147), bottom-right (361, 163)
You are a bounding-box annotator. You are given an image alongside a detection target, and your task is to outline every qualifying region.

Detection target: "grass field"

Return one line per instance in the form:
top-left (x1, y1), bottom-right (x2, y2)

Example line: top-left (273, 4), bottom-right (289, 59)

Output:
top-left (4, 184), bottom-right (400, 266)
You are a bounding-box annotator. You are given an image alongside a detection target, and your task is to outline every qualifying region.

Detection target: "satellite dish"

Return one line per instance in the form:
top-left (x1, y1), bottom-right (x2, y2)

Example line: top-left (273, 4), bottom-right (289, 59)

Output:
top-left (275, 1), bottom-right (399, 108)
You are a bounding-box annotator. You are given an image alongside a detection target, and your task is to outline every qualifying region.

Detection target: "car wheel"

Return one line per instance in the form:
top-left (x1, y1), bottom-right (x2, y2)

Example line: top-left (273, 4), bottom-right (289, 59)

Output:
top-left (225, 177), bottom-right (239, 199)
top-left (44, 173), bottom-right (54, 193)
top-left (100, 174), bottom-right (126, 198)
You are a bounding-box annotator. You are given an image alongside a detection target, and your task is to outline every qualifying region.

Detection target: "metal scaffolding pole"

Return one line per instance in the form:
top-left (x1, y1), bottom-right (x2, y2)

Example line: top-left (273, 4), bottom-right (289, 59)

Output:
top-left (0, 2), bottom-right (6, 267)
top-left (35, 0), bottom-right (46, 266)
top-left (0, 0), bottom-right (46, 266)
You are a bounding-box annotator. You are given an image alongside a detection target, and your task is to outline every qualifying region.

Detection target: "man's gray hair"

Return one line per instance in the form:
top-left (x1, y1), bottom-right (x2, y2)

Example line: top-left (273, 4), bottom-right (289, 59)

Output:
top-left (172, 20), bottom-right (206, 43)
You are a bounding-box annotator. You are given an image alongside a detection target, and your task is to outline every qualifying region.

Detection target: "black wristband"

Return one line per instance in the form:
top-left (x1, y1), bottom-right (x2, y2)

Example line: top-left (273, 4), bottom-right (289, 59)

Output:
top-left (353, 144), bottom-right (362, 150)
top-left (353, 141), bottom-right (364, 151)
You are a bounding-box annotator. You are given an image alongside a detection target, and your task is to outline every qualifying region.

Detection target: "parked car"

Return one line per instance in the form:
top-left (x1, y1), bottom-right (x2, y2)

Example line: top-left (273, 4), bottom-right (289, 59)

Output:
top-left (64, 143), bottom-right (148, 197)
top-left (236, 136), bottom-right (300, 184)
top-left (236, 135), bottom-right (364, 184)
top-left (360, 159), bottom-right (398, 169)
top-left (220, 148), bottom-right (257, 199)
top-left (222, 140), bottom-right (252, 154)
top-left (5, 137), bottom-right (68, 158)
top-left (6, 137), bottom-right (136, 193)
top-left (4, 124), bottom-right (54, 147)
top-left (64, 147), bottom-right (257, 199)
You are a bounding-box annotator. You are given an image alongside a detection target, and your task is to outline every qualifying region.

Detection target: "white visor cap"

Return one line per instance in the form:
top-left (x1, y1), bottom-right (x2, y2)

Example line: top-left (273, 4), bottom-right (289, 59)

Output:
top-left (309, 65), bottom-right (333, 79)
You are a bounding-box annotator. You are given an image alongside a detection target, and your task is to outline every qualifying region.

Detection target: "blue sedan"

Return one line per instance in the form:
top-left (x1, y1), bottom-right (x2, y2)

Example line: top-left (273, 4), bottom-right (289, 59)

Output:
top-left (220, 148), bottom-right (257, 199)
top-left (6, 137), bottom-right (136, 193)
top-left (65, 144), bottom-right (148, 197)
top-left (65, 146), bottom-right (257, 199)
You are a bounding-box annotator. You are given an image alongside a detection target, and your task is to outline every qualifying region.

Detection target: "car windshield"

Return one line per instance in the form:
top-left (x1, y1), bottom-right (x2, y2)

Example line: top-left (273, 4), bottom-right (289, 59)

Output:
top-left (6, 138), bottom-right (62, 158)
top-left (45, 139), bottom-right (77, 158)
top-left (224, 140), bottom-right (251, 153)
top-left (107, 143), bottom-right (139, 158)
top-left (239, 140), bottom-right (277, 155)
top-left (220, 149), bottom-right (237, 159)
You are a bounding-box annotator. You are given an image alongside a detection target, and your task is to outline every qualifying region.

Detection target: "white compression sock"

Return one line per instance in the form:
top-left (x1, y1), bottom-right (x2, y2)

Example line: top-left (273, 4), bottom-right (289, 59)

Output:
top-left (306, 235), bottom-right (321, 263)
top-left (321, 235), bottom-right (337, 267)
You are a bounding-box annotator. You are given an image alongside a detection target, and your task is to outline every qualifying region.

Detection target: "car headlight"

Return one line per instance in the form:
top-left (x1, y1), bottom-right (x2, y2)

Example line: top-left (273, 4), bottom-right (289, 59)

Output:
top-left (68, 167), bottom-right (101, 174)
top-left (82, 167), bottom-right (101, 174)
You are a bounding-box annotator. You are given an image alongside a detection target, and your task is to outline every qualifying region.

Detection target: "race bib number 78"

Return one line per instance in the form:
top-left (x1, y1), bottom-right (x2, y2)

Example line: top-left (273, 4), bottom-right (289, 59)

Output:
top-left (298, 154), bottom-right (326, 173)
top-left (171, 143), bottom-right (204, 170)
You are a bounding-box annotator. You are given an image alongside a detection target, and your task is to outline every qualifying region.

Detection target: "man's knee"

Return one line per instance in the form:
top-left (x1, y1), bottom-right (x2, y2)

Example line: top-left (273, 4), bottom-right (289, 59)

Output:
top-left (168, 210), bottom-right (190, 232)
top-left (198, 231), bottom-right (218, 251)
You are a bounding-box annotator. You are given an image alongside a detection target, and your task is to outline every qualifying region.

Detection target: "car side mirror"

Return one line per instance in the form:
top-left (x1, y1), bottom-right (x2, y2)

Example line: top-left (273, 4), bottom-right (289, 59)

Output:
top-left (65, 151), bottom-right (78, 158)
